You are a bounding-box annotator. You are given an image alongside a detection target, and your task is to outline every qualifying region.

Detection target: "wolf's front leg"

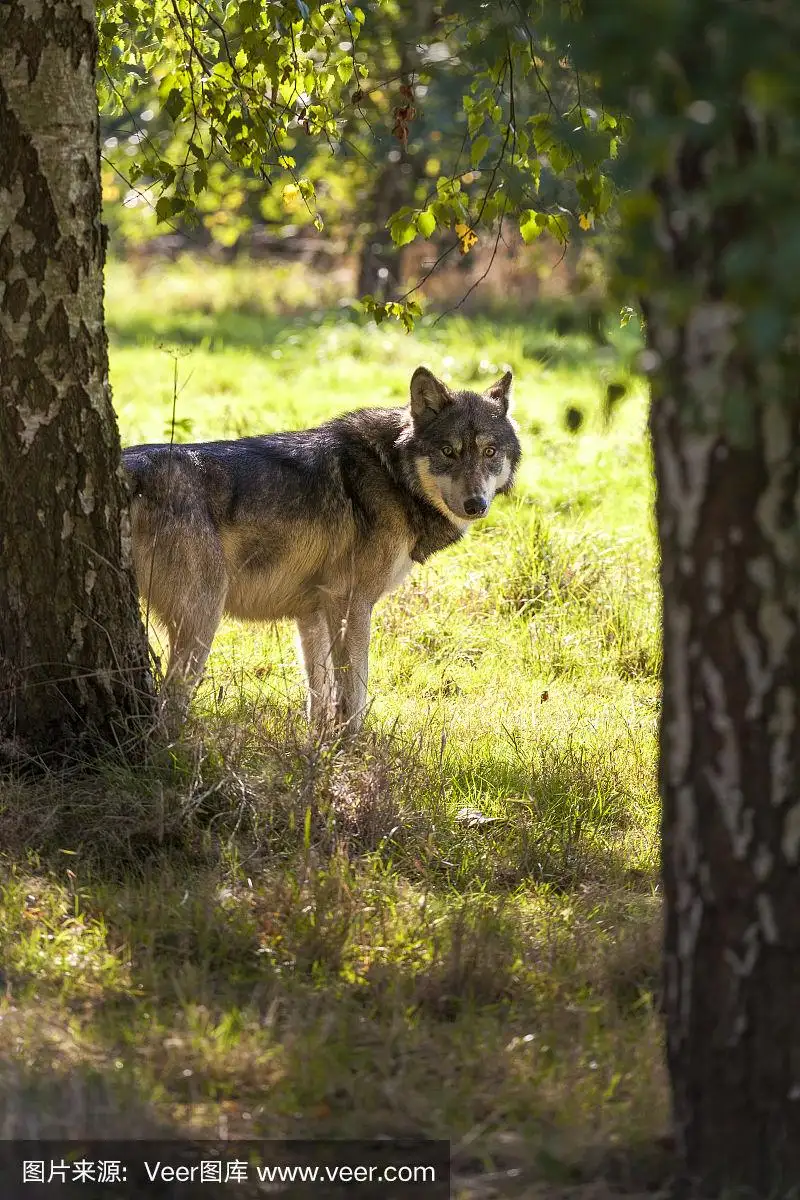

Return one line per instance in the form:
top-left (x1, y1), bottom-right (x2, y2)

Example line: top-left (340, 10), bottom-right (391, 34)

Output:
top-left (327, 598), bottom-right (372, 733)
top-left (297, 610), bottom-right (337, 729)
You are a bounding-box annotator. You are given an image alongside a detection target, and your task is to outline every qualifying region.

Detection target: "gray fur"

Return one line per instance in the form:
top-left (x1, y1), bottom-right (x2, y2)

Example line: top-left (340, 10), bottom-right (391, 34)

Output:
top-left (123, 366), bottom-right (521, 732)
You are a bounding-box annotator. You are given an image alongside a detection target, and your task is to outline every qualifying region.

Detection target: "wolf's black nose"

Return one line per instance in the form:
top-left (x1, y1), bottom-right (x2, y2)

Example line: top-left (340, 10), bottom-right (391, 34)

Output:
top-left (463, 495), bottom-right (488, 517)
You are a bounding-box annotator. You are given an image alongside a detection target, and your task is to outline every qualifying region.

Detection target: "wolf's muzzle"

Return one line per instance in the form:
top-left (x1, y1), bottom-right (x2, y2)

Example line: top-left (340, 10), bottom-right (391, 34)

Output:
top-left (463, 495), bottom-right (489, 518)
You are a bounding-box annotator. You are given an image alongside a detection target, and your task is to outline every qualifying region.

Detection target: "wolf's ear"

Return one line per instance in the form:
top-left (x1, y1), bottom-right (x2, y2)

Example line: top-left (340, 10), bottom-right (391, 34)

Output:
top-left (409, 366), bottom-right (453, 424)
top-left (485, 370), bottom-right (513, 415)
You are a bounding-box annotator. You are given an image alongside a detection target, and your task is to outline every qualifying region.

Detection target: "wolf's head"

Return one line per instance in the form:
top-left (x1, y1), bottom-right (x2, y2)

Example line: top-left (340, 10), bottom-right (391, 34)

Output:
top-left (405, 366), bottom-right (521, 526)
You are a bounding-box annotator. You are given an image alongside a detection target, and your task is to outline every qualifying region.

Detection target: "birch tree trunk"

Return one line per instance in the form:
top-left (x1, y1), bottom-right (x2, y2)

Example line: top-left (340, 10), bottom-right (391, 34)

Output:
top-left (0, 0), bottom-right (154, 760)
top-left (648, 116), bottom-right (800, 1192)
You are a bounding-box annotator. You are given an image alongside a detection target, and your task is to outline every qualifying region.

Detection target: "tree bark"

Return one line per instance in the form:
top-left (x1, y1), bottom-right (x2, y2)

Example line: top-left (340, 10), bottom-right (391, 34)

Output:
top-left (0, 0), bottom-right (155, 760)
top-left (648, 116), bottom-right (800, 1192)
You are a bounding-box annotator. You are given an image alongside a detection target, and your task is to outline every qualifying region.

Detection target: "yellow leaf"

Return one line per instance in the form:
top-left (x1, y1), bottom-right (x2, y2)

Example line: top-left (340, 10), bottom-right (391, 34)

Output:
top-left (455, 222), bottom-right (478, 255)
top-left (282, 183), bottom-right (301, 211)
top-left (578, 213), bottom-right (594, 230)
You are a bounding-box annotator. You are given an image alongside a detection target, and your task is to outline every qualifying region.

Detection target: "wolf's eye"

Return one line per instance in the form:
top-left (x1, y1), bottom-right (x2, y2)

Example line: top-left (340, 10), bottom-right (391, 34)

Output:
top-left (440, 444), bottom-right (455, 458)
top-left (483, 446), bottom-right (497, 459)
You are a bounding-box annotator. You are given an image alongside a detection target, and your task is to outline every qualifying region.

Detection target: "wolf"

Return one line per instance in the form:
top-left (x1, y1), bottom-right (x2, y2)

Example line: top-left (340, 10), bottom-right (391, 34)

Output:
top-left (123, 365), bottom-right (521, 732)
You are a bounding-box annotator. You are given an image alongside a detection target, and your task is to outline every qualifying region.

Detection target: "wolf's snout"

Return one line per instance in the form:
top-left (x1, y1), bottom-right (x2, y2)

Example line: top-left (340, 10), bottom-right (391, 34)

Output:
top-left (463, 495), bottom-right (489, 518)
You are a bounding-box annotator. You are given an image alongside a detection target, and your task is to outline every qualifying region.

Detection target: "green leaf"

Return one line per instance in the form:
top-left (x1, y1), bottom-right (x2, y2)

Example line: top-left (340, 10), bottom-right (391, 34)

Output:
top-left (227, 114), bottom-right (245, 140)
top-left (416, 208), bottom-right (436, 238)
top-left (470, 134), bottom-right (490, 167)
top-left (467, 107), bottom-right (484, 136)
top-left (337, 58), bottom-right (354, 84)
top-left (388, 207), bottom-right (417, 247)
top-left (155, 196), bottom-right (173, 223)
top-left (391, 223), bottom-right (418, 247)
top-left (519, 210), bottom-right (542, 243)
top-left (163, 87), bottom-right (185, 120)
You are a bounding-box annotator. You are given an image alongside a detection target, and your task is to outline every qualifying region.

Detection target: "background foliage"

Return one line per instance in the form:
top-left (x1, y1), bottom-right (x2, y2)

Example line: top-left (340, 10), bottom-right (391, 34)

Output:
top-left (98, 0), bottom-right (624, 322)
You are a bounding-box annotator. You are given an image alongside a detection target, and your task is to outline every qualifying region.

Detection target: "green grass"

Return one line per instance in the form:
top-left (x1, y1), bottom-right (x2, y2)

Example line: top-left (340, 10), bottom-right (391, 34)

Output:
top-left (0, 255), bottom-right (666, 1192)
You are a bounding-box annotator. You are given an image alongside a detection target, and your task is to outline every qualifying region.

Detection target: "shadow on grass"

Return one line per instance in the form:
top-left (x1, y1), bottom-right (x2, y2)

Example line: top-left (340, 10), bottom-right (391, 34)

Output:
top-left (1, 848), bottom-right (665, 1132)
top-left (0, 1031), bottom-right (673, 1198)
top-left (107, 307), bottom-right (313, 352)
top-left (0, 715), bottom-right (665, 1187)
top-left (0, 705), bottom-right (656, 901)
top-left (105, 284), bottom-right (640, 375)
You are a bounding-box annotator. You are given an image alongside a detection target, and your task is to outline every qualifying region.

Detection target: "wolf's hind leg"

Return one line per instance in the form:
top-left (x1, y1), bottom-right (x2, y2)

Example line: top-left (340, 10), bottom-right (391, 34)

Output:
top-left (157, 587), bottom-right (225, 722)
top-left (297, 610), bottom-right (337, 728)
top-left (144, 529), bottom-right (228, 724)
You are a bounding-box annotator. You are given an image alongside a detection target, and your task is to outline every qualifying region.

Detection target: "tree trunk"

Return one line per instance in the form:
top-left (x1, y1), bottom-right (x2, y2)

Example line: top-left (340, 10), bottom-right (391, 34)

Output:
top-left (0, 0), bottom-right (155, 760)
top-left (356, 30), bottom-right (428, 302)
top-left (357, 158), bottom-right (417, 301)
top-left (648, 118), bottom-right (800, 1192)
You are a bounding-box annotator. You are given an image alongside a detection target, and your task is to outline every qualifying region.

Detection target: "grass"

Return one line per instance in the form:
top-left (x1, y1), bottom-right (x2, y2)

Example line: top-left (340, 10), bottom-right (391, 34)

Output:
top-left (0, 255), bottom-right (666, 1194)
